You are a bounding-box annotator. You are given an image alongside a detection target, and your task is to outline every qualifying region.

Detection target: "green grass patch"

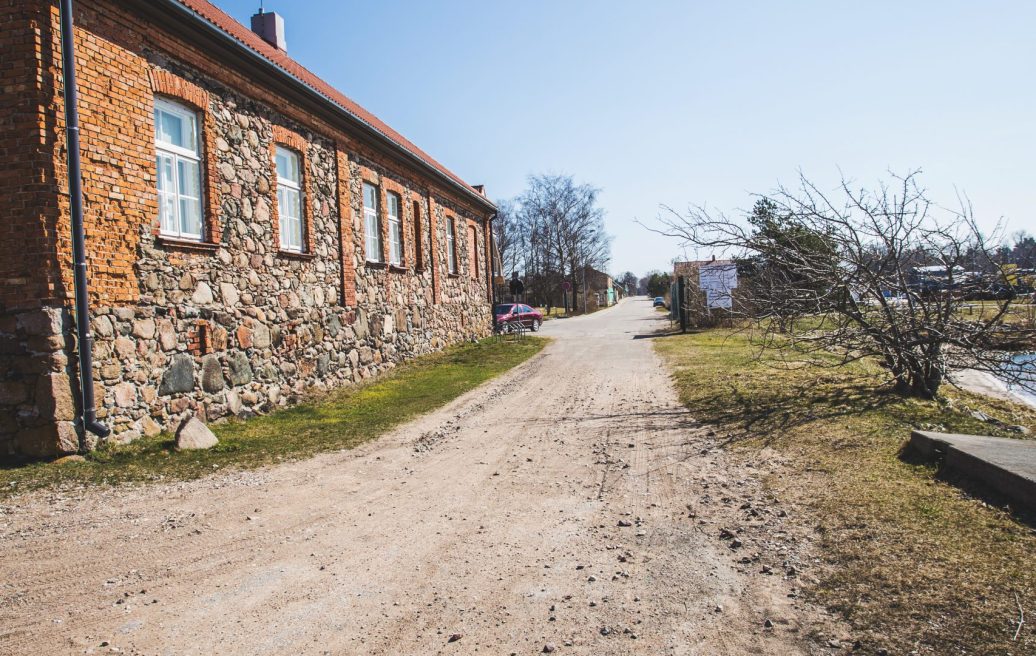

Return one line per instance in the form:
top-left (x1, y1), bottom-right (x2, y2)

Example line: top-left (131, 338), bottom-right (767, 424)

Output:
top-left (655, 329), bottom-right (1035, 655)
top-left (0, 336), bottom-right (546, 496)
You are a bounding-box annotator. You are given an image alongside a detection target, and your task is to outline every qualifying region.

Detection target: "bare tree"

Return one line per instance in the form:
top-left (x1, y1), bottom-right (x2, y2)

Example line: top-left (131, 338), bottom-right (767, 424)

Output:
top-left (649, 170), bottom-right (1034, 398)
top-left (493, 199), bottom-right (521, 278)
top-left (500, 174), bottom-right (611, 310)
top-left (617, 271), bottom-right (638, 295)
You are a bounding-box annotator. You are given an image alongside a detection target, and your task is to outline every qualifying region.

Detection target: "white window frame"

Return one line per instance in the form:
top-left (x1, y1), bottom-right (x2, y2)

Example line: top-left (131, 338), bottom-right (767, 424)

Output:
top-left (447, 217), bottom-right (458, 274)
top-left (155, 97), bottom-right (204, 241)
top-left (363, 182), bottom-right (382, 263)
top-left (387, 192), bottom-right (404, 266)
top-left (275, 146), bottom-right (304, 253)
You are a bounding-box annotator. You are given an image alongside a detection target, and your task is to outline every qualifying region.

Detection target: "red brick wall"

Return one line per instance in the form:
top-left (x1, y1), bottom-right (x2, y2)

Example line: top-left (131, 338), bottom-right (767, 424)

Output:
top-left (0, 1), bottom-right (64, 312)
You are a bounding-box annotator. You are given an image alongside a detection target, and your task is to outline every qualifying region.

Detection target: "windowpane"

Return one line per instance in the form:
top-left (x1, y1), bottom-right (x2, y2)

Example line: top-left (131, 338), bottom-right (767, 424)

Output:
top-left (447, 218), bottom-right (457, 273)
top-left (179, 194), bottom-right (202, 238)
top-left (278, 187), bottom-right (302, 250)
top-left (156, 106), bottom-right (195, 152)
top-left (158, 153), bottom-right (177, 234)
top-left (275, 146), bottom-right (300, 184)
top-left (177, 158), bottom-right (200, 200)
top-left (363, 183), bottom-right (381, 262)
top-left (366, 215), bottom-right (381, 261)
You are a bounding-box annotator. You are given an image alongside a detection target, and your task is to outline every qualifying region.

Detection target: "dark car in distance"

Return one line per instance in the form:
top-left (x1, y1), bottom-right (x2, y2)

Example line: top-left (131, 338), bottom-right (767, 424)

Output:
top-left (653, 297), bottom-right (666, 307)
top-left (494, 304), bottom-right (543, 332)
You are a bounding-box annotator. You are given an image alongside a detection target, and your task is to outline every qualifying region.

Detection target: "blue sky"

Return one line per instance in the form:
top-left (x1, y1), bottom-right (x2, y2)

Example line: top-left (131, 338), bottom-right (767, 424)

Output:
top-left (218, 0), bottom-right (1034, 276)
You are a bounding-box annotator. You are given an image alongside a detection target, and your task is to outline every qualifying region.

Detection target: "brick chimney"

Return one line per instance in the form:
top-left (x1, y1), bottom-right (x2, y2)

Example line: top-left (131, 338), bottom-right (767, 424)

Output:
top-left (251, 7), bottom-right (286, 51)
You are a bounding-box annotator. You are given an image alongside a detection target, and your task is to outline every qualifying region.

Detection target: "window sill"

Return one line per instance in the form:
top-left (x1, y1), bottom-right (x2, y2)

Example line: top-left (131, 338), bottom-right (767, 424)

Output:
top-left (447, 273), bottom-right (461, 279)
top-left (155, 235), bottom-right (219, 252)
top-left (277, 249), bottom-right (316, 260)
top-left (365, 261), bottom-right (388, 270)
top-left (389, 264), bottom-right (409, 273)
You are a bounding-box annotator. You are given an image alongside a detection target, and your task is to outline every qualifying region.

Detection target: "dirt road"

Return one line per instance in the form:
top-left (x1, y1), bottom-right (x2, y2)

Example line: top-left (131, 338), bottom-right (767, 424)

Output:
top-left (1, 298), bottom-right (840, 655)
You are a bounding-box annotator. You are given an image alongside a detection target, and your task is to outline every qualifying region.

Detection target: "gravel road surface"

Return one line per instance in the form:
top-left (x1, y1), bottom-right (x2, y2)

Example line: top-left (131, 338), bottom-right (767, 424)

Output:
top-left (0, 297), bottom-right (840, 655)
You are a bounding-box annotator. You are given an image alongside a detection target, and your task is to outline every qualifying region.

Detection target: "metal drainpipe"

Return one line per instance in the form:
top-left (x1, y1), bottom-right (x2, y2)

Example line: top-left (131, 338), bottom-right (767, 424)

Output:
top-left (485, 213), bottom-right (497, 330)
top-left (59, 0), bottom-right (110, 441)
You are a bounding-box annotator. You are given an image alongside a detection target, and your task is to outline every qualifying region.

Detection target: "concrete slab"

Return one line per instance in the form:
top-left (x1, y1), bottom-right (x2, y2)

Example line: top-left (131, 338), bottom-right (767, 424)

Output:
top-left (910, 430), bottom-right (1036, 511)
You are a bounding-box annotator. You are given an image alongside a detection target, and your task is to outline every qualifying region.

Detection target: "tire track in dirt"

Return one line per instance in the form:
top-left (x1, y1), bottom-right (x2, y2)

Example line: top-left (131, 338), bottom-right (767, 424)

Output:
top-left (0, 298), bottom-right (845, 655)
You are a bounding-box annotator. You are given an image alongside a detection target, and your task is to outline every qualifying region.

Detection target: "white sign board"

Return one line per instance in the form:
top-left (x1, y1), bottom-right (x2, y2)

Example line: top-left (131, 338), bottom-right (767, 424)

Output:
top-left (698, 262), bottom-right (738, 310)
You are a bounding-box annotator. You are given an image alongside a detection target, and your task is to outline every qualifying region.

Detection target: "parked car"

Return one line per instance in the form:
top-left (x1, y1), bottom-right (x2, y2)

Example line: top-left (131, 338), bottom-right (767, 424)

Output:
top-left (652, 297), bottom-right (666, 307)
top-left (494, 304), bottom-right (543, 331)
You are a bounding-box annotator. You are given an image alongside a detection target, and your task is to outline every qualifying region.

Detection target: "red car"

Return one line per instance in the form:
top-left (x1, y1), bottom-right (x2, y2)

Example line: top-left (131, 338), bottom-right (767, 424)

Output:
top-left (494, 303), bottom-right (543, 332)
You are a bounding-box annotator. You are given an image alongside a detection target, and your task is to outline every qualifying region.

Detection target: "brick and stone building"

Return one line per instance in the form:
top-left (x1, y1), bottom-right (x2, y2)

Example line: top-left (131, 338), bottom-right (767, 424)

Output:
top-left (0, 0), bottom-right (497, 459)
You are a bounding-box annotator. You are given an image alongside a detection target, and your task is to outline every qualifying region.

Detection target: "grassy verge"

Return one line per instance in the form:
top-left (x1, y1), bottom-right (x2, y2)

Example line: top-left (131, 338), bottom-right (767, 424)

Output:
top-left (655, 329), bottom-right (1035, 655)
top-left (0, 336), bottom-right (546, 497)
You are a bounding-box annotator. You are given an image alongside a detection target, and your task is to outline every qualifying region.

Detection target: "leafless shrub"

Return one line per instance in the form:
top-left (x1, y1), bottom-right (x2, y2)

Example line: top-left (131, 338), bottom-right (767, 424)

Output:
top-left (648, 170), bottom-right (1034, 398)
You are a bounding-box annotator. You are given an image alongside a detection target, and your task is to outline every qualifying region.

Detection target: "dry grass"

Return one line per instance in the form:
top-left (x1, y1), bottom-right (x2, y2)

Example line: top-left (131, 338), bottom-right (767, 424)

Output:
top-left (656, 329), bottom-right (1036, 655)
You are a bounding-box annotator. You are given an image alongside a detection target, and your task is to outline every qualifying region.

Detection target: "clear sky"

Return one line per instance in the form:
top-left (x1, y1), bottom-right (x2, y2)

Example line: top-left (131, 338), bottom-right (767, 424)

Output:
top-left (216, 0), bottom-right (1034, 276)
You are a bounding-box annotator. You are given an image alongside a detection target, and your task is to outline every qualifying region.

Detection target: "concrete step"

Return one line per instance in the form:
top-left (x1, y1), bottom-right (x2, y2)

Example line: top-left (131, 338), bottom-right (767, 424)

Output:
top-left (910, 430), bottom-right (1036, 512)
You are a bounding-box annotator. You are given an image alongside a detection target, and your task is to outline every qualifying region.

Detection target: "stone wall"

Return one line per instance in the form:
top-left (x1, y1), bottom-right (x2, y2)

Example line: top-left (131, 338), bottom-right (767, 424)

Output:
top-left (0, 0), bottom-right (494, 459)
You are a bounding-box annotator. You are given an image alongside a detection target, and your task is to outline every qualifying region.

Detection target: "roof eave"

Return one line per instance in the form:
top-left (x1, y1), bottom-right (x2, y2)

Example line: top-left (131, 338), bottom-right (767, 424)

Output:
top-left (126, 0), bottom-right (496, 213)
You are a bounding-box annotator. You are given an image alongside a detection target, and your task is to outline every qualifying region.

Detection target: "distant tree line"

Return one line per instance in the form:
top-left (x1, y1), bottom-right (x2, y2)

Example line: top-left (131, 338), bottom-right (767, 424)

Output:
top-left (495, 174), bottom-right (611, 312)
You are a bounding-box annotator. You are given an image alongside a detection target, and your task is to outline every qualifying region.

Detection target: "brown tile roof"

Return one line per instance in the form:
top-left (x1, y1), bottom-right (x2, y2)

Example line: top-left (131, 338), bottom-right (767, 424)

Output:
top-left (176, 0), bottom-right (490, 206)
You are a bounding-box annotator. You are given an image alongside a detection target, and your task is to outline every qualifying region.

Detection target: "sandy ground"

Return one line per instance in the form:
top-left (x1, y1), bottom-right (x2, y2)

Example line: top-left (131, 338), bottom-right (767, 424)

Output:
top-left (0, 298), bottom-right (845, 655)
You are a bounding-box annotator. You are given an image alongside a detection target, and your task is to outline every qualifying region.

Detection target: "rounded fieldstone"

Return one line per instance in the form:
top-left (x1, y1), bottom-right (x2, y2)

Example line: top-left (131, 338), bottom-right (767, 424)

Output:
top-left (252, 322), bottom-right (272, 349)
top-left (159, 354), bottom-right (195, 396)
top-left (192, 281), bottom-right (214, 305)
top-left (200, 354), bottom-right (225, 393)
top-left (226, 351), bottom-right (253, 386)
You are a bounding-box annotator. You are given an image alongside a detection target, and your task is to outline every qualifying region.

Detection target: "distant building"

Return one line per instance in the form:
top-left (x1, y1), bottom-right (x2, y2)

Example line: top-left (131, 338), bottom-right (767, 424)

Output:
top-left (583, 267), bottom-right (617, 310)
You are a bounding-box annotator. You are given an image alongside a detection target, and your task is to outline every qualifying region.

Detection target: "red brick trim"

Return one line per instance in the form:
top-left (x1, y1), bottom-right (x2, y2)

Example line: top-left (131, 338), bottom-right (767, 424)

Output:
top-left (203, 112), bottom-right (222, 244)
top-left (484, 218), bottom-right (493, 302)
top-left (269, 125), bottom-right (314, 255)
top-left (335, 146), bottom-right (356, 307)
top-left (272, 125), bottom-right (307, 152)
top-left (411, 197), bottom-right (425, 272)
top-left (429, 192), bottom-right (440, 303)
top-left (149, 69), bottom-right (208, 110)
top-left (467, 220), bottom-right (479, 280)
top-left (149, 68), bottom-right (221, 245)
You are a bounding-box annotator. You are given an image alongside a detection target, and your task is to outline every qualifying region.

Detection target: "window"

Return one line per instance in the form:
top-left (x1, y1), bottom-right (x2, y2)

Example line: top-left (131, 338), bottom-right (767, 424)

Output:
top-left (387, 192), bottom-right (403, 266)
top-left (155, 98), bottom-right (203, 240)
top-left (447, 217), bottom-right (457, 274)
top-left (275, 146), bottom-right (303, 252)
top-left (469, 225), bottom-right (479, 278)
top-left (412, 201), bottom-right (423, 270)
top-left (363, 182), bottom-right (382, 262)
